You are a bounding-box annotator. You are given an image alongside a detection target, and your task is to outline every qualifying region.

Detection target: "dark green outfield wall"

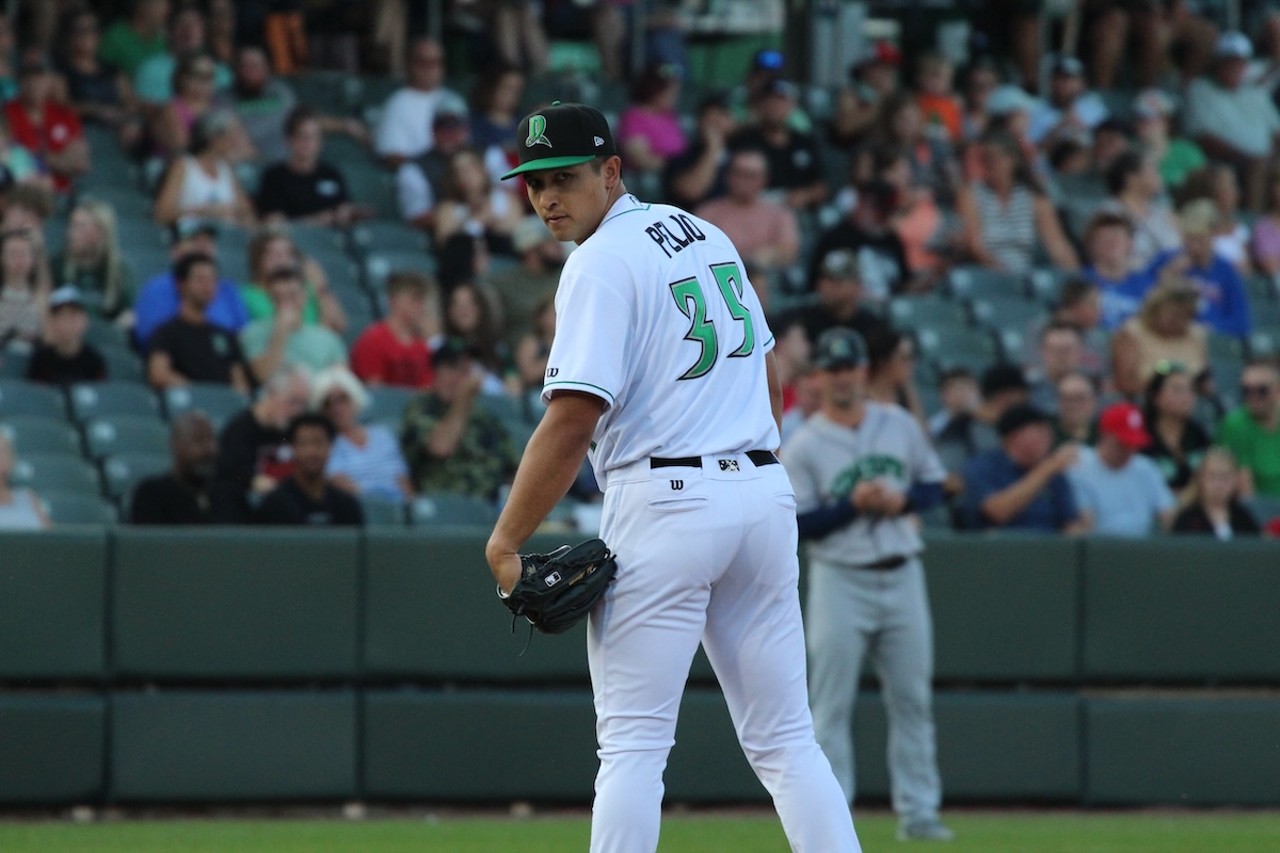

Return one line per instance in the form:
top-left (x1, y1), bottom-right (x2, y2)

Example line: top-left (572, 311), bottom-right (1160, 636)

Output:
top-left (1, 530), bottom-right (1277, 806)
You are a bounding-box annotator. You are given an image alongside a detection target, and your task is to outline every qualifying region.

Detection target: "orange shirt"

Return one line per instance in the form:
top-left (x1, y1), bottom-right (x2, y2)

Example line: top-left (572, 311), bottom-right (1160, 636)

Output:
top-left (917, 92), bottom-right (963, 141)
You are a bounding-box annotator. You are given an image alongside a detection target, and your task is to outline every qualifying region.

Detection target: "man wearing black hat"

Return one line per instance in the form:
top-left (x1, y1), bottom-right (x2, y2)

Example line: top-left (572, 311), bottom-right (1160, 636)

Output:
top-left (485, 102), bottom-right (861, 850)
top-left (935, 363), bottom-right (1031, 476)
top-left (26, 286), bottom-right (107, 385)
top-left (959, 403), bottom-right (1088, 533)
top-left (783, 328), bottom-right (953, 841)
top-left (792, 247), bottom-right (891, 349)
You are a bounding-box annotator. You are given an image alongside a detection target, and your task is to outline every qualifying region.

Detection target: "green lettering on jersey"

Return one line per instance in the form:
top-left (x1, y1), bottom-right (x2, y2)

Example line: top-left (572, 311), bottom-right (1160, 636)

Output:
top-left (830, 455), bottom-right (906, 497)
top-left (710, 261), bottom-right (754, 358)
top-left (669, 276), bottom-right (718, 380)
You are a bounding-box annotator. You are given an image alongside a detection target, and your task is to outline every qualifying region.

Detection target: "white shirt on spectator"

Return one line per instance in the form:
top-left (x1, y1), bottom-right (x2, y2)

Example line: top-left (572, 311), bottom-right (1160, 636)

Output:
top-left (176, 156), bottom-right (237, 213)
top-left (395, 145), bottom-right (512, 222)
top-left (1184, 78), bottom-right (1280, 158)
top-left (374, 86), bottom-right (465, 160)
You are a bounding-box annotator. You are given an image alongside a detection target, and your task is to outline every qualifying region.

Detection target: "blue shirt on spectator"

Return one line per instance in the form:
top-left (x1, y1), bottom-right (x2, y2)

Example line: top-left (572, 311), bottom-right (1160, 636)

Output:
top-left (1083, 265), bottom-right (1158, 330)
top-left (960, 448), bottom-right (1080, 532)
top-left (1149, 249), bottom-right (1252, 338)
top-left (1067, 446), bottom-right (1176, 537)
top-left (133, 271), bottom-right (251, 349)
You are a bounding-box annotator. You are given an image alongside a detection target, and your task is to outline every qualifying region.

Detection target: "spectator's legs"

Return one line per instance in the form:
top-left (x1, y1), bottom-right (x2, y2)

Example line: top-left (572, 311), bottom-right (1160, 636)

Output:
top-left (593, 2), bottom-right (627, 82)
top-left (1086, 1), bottom-right (1129, 90)
top-left (372, 0), bottom-right (408, 76)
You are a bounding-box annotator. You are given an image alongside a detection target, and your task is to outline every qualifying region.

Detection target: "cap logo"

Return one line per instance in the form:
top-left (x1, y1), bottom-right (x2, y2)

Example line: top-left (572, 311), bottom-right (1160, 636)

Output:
top-left (593, 136), bottom-right (604, 146)
top-left (525, 114), bottom-right (552, 149)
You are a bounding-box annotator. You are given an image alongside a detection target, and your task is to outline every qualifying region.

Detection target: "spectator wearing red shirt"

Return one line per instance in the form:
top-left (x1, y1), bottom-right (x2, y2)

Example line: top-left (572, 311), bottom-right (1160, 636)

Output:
top-left (4, 57), bottom-right (88, 192)
top-left (350, 269), bottom-right (439, 389)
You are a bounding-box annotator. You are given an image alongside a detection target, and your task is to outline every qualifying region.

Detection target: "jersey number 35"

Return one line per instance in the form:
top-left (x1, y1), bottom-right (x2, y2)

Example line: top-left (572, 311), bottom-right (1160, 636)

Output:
top-left (668, 261), bottom-right (755, 380)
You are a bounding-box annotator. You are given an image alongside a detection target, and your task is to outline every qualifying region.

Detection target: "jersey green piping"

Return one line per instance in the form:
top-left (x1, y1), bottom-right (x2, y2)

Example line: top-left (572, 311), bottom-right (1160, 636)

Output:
top-left (601, 201), bottom-right (652, 225)
top-left (544, 379), bottom-right (616, 403)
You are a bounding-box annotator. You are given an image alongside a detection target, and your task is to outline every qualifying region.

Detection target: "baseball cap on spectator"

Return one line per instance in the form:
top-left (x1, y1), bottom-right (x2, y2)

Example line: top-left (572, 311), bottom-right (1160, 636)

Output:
top-left (1177, 198), bottom-right (1220, 236)
top-left (869, 41), bottom-right (903, 67)
top-left (812, 327), bottom-right (868, 371)
top-left (1052, 56), bottom-right (1084, 78)
top-left (987, 85), bottom-right (1038, 117)
top-left (818, 248), bottom-right (859, 280)
top-left (48, 285), bottom-right (85, 312)
top-left (996, 403), bottom-right (1051, 437)
top-left (1133, 88), bottom-right (1174, 120)
top-left (433, 104), bottom-right (469, 130)
top-left (981, 363), bottom-right (1030, 398)
top-left (432, 337), bottom-right (474, 368)
top-left (1098, 401), bottom-right (1151, 449)
top-left (752, 48), bottom-right (785, 72)
top-left (170, 217), bottom-right (219, 243)
top-left (1214, 31), bottom-right (1253, 60)
top-left (512, 215), bottom-right (554, 254)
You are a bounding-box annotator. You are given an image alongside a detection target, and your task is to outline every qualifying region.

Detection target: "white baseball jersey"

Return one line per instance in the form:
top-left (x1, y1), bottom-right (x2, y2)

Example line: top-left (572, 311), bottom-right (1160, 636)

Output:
top-left (542, 194), bottom-right (777, 489)
top-left (782, 403), bottom-right (946, 566)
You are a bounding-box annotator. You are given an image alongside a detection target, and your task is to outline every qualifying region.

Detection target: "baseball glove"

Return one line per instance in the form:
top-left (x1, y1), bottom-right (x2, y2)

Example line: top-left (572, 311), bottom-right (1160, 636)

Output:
top-left (499, 538), bottom-right (618, 634)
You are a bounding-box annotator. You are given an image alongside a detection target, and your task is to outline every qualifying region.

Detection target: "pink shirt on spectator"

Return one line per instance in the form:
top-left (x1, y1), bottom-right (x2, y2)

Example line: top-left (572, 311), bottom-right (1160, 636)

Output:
top-left (1251, 216), bottom-right (1280, 271)
top-left (695, 197), bottom-right (799, 267)
top-left (618, 106), bottom-right (688, 161)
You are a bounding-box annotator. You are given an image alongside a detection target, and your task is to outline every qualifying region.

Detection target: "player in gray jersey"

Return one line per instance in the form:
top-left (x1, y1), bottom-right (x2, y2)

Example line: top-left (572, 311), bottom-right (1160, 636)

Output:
top-left (781, 328), bottom-right (953, 842)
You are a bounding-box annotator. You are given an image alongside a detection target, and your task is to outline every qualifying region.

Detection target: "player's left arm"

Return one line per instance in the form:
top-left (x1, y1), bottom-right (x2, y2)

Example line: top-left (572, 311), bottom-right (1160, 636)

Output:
top-left (485, 390), bottom-right (606, 593)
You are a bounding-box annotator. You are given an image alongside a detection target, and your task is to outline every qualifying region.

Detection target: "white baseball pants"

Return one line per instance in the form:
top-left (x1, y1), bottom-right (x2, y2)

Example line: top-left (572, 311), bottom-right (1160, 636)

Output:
top-left (587, 453), bottom-right (861, 853)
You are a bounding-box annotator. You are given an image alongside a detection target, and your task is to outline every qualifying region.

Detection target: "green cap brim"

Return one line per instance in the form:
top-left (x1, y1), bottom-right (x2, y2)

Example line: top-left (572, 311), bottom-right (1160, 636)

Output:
top-left (501, 154), bottom-right (597, 180)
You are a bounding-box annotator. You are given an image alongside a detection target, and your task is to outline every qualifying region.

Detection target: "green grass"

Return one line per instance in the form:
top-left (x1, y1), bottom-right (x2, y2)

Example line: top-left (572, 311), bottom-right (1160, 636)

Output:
top-left (1, 811), bottom-right (1279, 852)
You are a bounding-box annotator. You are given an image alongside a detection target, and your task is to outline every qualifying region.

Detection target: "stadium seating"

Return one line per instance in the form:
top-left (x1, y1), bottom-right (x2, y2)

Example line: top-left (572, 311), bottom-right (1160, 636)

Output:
top-left (40, 491), bottom-right (119, 525)
top-left (101, 451), bottom-right (170, 505)
top-left (162, 384), bottom-right (250, 429)
top-left (10, 454), bottom-right (102, 495)
top-left (0, 380), bottom-right (67, 419)
top-left (82, 415), bottom-right (172, 461)
top-left (0, 415), bottom-right (84, 457)
top-left (365, 386), bottom-right (416, 424)
top-left (408, 492), bottom-right (498, 527)
top-left (67, 381), bottom-right (163, 424)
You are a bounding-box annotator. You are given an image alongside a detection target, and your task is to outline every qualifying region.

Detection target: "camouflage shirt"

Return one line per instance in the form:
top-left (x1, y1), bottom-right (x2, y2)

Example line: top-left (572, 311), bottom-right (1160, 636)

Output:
top-left (400, 393), bottom-right (518, 502)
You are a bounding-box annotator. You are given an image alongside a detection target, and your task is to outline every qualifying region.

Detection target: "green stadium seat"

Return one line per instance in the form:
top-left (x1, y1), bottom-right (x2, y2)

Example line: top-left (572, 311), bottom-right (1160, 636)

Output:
top-left (1206, 333), bottom-right (1244, 363)
top-left (100, 345), bottom-right (146, 384)
top-left (1026, 267), bottom-right (1076, 304)
top-left (409, 492), bottom-right (497, 527)
top-left (967, 295), bottom-right (1049, 332)
top-left (0, 349), bottom-right (29, 378)
top-left (84, 317), bottom-right (130, 350)
top-left (101, 451), bottom-right (171, 503)
top-left (162, 383), bottom-right (249, 429)
top-left (82, 415), bottom-right (170, 461)
top-left (916, 326), bottom-right (999, 373)
top-left (350, 220), bottom-right (428, 256)
top-left (946, 266), bottom-right (1026, 299)
top-left (0, 380), bottom-right (66, 419)
top-left (346, 167), bottom-right (400, 220)
top-left (0, 416), bottom-right (83, 457)
top-left (363, 249), bottom-right (437, 292)
top-left (67, 381), bottom-right (161, 424)
top-left (114, 215), bottom-right (169, 250)
top-left (1244, 274), bottom-right (1276, 305)
top-left (888, 294), bottom-right (968, 331)
top-left (361, 495), bottom-right (407, 526)
top-left (11, 454), bottom-right (101, 495)
top-left (40, 490), bottom-right (118, 524)
top-left (365, 386), bottom-right (416, 424)
top-left (1249, 330), bottom-right (1277, 359)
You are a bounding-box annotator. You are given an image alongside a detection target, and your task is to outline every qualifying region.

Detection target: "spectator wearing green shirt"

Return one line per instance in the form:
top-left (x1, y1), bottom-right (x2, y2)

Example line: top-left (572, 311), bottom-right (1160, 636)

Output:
top-left (240, 227), bottom-right (347, 336)
top-left (98, 0), bottom-right (170, 78)
top-left (1133, 88), bottom-right (1206, 192)
top-left (133, 5), bottom-right (233, 105)
top-left (240, 266), bottom-right (347, 379)
top-left (1219, 361), bottom-right (1280, 496)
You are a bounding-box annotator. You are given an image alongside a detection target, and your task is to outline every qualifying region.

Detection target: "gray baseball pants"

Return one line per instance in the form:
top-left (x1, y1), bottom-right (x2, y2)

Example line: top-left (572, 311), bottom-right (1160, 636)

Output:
top-left (805, 555), bottom-right (943, 825)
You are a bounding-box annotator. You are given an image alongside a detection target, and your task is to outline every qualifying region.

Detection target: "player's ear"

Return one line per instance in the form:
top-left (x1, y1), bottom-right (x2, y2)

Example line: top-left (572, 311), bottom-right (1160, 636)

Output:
top-left (602, 155), bottom-right (622, 187)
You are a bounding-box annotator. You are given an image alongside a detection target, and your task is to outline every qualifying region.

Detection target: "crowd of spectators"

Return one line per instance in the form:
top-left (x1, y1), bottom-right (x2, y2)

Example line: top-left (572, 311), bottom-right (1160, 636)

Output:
top-left (0, 1), bottom-right (1277, 540)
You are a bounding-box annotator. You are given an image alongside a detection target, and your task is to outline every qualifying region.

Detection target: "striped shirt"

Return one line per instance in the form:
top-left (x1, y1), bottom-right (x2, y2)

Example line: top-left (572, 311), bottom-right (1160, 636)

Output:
top-left (972, 182), bottom-right (1036, 274)
top-left (325, 424), bottom-right (408, 502)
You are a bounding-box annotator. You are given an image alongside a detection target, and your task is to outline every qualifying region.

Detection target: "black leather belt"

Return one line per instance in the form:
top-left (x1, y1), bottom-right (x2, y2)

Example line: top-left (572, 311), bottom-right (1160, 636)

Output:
top-left (856, 555), bottom-right (909, 571)
top-left (651, 450), bottom-right (779, 469)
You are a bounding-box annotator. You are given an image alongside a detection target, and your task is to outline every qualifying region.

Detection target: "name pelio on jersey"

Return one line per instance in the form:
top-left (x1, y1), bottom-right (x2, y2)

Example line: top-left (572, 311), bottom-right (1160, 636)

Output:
top-left (542, 194), bottom-right (777, 489)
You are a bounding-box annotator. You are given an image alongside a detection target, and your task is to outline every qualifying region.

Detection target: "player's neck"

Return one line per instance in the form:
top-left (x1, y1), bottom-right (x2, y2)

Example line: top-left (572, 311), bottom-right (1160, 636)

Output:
top-left (822, 400), bottom-right (865, 428)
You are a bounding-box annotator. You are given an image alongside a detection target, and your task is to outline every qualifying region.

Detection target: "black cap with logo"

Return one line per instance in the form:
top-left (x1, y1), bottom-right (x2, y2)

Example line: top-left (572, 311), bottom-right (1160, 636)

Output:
top-left (812, 327), bottom-right (868, 371)
top-left (501, 101), bottom-right (617, 180)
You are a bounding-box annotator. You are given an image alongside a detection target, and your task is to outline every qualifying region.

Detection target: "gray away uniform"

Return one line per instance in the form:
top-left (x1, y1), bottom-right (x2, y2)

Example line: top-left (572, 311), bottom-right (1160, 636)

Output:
top-left (782, 403), bottom-right (947, 825)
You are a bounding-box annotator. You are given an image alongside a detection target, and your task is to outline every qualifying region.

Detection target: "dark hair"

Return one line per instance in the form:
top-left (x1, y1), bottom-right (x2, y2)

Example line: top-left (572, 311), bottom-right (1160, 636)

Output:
top-left (283, 105), bottom-right (318, 139)
top-left (1084, 211), bottom-right (1133, 241)
top-left (873, 91), bottom-right (920, 145)
top-left (173, 251), bottom-right (216, 283)
top-left (1143, 360), bottom-right (1190, 426)
top-left (188, 107), bottom-right (234, 156)
top-left (865, 328), bottom-right (905, 372)
top-left (870, 142), bottom-right (908, 175)
top-left (172, 50), bottom-right (215, 99)
top-left (1105, 149), bottom-right (1146, 196)
top-left (629, 62), bottom-right (680, 105)
top-left (386, 269), bottom-right (434, 300)
top-left (0, 228), bottom-right (39, 291)
top-left (1057, 277), bottom-right (1099, 311)
top-left (468, 62), bottom-right (522, 113)
top-left (286, 412), bottom-right (336, 443)
top-left (938, 366), bottom-right (975, 386)
top-left (979, 128), bottom-right (1041, 194)
top-left (440, 147), bottom-right (488, 202)
top-left (980, 363), bottom-right (1029, 398)
top-left (1040, 320), bottom-right (1083, 343)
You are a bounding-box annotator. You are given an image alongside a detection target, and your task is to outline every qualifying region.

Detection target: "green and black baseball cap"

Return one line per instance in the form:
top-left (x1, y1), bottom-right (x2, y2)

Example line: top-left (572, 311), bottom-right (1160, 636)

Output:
top-left (501, 101), bottom-right (617, 180)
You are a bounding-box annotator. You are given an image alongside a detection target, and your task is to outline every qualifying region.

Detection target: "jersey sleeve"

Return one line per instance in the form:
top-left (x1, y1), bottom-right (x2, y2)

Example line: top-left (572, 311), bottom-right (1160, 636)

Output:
top-left (541, 264), bottom-right (633, 407)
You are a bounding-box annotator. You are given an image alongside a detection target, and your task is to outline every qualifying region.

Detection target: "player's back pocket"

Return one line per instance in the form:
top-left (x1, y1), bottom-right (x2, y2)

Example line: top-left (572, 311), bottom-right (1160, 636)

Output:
top-left (646, 475), bottom-right (709, 513)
